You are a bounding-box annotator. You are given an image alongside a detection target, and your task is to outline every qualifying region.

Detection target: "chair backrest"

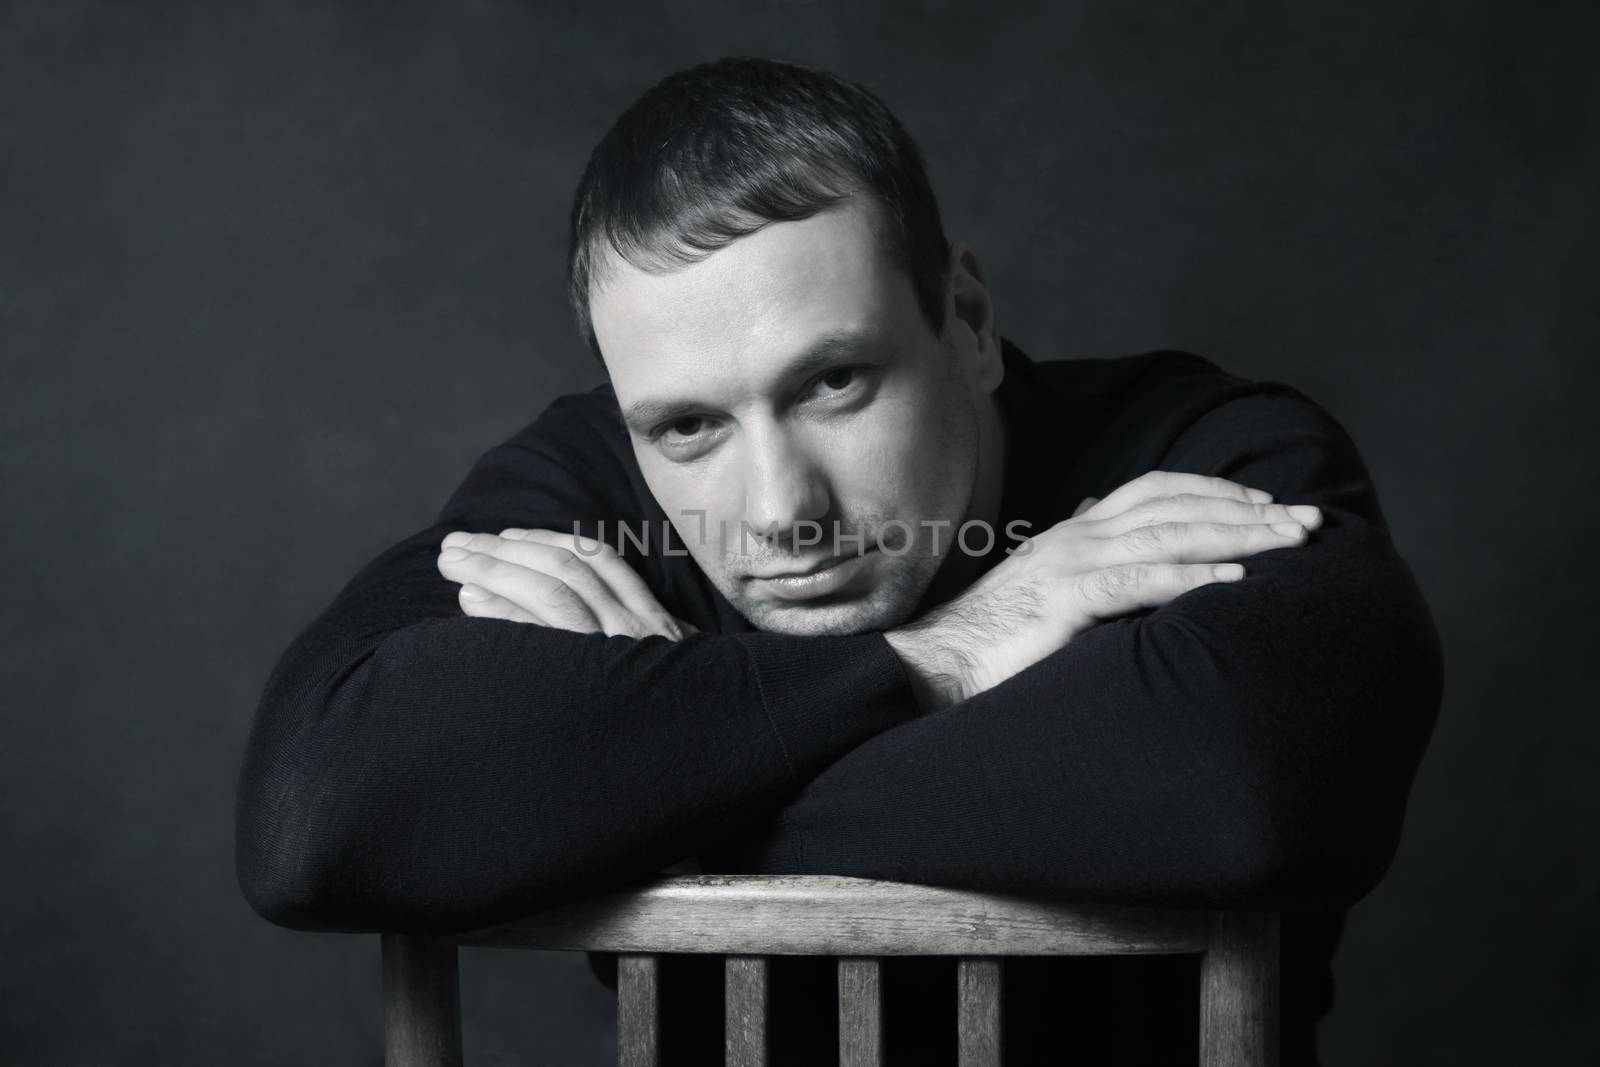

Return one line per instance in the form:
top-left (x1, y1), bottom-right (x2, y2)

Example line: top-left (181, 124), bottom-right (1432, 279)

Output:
top-left (381, 874), bottom-right (1279, 1067)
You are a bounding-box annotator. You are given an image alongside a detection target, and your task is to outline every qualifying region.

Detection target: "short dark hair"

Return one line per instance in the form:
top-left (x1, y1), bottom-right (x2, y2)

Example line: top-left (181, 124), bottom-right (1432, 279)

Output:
top-left (566, 57), bottom-right (951, 365)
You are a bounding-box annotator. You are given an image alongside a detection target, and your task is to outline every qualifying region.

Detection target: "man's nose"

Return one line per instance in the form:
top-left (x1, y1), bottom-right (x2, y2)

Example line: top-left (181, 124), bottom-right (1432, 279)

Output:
top-left (742, 426), bottom-right (831, 546)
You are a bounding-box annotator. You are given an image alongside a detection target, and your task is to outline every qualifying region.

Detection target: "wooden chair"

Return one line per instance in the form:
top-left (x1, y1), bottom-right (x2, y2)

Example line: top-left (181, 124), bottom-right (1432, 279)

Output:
top-left (382, 874), bottom-right (1278, 1067)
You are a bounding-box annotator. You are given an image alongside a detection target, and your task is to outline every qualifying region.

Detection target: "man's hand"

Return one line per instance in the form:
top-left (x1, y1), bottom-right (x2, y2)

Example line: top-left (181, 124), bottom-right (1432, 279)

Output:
top-left (884, 471), bottom-right (1323, 710)
top-left (436, 528), bottom-right (696, 639)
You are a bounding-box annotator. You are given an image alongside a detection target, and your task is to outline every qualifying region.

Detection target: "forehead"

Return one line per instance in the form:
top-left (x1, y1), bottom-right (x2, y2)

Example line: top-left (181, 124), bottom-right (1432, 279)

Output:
top-left (589, 199), bottom-right (916, 403)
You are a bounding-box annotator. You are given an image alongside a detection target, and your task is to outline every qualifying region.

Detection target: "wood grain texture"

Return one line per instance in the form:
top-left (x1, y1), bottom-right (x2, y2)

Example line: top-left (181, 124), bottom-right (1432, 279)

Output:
top-left (450, 875), bottom-right (1207, 956)
top-left (724, 956), bottom-right (768, 1067)
top-left (617, 954), bottom-right (659, 1067)
top-left (1200, 911), bottom-right (1280, 1067)
top-left (837, 957), bottom-right (883, 1067)
top-left (382, 934), bottom-right (462, 1067)
top-left (957, 958), bottom-right (1003, 1067)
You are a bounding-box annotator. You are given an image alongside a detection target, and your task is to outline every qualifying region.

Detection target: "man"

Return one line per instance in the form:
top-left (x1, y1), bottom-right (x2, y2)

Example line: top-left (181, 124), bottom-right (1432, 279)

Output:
top-left (236, 57), bottom-right (1441, 1064)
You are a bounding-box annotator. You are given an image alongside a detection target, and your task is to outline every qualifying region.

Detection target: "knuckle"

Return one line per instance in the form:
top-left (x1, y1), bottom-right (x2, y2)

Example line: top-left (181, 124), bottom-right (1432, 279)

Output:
top-left (1119, 525), bottom-right (1160, 555)
top-left (450, 550), bottom-right (488, 575)
top-left (539, 579), bottom-right (581, 612)
top-left (1078, 570), bottom-right (1113, 606)
top-left (1089, 563), bottom-right (1143, 601)
top-left (1132, 470), bottom-right (1165, 491)
top-left (479, 557), bottom-right (518, 585)
top-left (1126, 499), bottom-right (1168, 526)
top-left (550, 547), bottom-right (586, 573)
top-left (1122, 522), bottom-right (1181, 555)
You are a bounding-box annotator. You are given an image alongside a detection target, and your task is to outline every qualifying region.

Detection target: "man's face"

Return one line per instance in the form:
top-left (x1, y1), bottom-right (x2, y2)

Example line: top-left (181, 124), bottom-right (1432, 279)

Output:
top-left (589, 198), bottom-right (994, 636)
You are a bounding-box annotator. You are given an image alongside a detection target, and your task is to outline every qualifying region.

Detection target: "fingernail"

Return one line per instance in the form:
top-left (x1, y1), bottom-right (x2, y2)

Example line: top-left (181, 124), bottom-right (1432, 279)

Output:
top-left (1214, 563), bottom-right (1245, 581)
top-left (458, 583), bottom-right (489, 601)
top-left (441, 532), bottom-right (471, 548)
top-left (1287, 505), bottom-right (1321, 526)
top-left (1247, 488), bottom-right (1274, 503)
top-left (501, 528), bottom-right (526, 539)
top-left (1271, 522), bottom-right (1304, 537)
top-left (439, 547), bottom-right (468, 562)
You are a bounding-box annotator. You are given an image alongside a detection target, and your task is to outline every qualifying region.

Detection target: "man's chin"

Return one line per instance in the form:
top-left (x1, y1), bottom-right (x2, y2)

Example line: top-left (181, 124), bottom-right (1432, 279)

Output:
top-left (738, 593), bottom-right (909, 637)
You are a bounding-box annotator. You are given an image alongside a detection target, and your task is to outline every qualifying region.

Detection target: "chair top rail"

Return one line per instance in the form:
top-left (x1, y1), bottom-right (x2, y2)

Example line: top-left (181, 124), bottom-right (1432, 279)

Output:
top-left (448, 874), bottom-right (1210, 956)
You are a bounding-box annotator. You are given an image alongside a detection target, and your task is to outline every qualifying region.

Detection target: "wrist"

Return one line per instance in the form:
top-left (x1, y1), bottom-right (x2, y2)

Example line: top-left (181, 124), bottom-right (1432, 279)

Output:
top-left (884, 622), bottom-right (972, 712)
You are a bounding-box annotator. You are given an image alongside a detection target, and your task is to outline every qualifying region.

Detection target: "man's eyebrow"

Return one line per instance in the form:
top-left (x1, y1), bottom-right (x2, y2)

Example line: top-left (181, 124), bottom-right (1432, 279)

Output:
top-left (620, 328), bottom-right (881, 434)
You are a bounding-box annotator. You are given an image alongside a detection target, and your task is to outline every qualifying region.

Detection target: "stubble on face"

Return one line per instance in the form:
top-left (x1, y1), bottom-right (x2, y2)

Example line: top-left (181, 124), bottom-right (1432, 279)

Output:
top-left (591, 198), bottom-right (990, 639)
top-left (700, 354), bottom-right (981, 638)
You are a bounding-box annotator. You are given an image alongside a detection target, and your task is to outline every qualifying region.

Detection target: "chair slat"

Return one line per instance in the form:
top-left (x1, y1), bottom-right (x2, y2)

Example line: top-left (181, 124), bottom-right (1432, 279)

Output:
top-left (617, 954), bottom-right (659, 1067)
top-left (957, 958), bottom-right (1003, 1067)
top-left (454, 875), bottom-right (1206, 956)
top-left (838, 957), bottom-right (883, 1067)
top-left (382, 934), bottom-right (462, 1067)
top-left (724, 956), bottom-right (769, 1067)
top-left (378, 879), bottom-right (1281, 1067)
top-left (1199, 911), bottom-right (1279, 1067)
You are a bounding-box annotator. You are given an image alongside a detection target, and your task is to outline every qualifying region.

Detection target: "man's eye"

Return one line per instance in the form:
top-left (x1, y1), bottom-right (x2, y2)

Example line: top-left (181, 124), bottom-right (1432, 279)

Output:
top-left (651, 415), bottom-right (722, 461)
top-left (665, 416), bottom-right (706, 439)
top-left (809, 365), bottom-right (864, 398)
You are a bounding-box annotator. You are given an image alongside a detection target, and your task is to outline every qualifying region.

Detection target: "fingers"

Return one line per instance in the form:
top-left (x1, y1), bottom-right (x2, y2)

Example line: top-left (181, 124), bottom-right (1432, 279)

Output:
top-left (1072, 561), bottom-right (1246, 619)
top-left (1077, 471), bottom-right (1273, 522)
top-left (437, 530), bottom-right (682, 639)
top-left (456, 583), bottom-right (542, 624)
top-left (501, 528), bottom-right (687, 639)
top-left (1071, 496), bottom-right (1100, 519)
top-left (437, 535), bottom-right (617, 635)
top-left (1090, 493), bottom-right (1322, 538)
top-left (1169, 495), bottom-right (1319, 529)
top-left (1095, 518), bottom-right (1311, 567)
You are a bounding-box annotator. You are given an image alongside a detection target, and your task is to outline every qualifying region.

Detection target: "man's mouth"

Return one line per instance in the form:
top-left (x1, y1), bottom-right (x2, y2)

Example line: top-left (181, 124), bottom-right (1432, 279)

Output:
top-left (749, 548), bottom-right (878, 602)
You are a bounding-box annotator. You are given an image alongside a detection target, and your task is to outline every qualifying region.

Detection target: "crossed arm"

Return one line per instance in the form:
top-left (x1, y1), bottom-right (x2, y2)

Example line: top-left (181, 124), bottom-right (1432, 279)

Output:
top-left (235, 391), bottom-right (1440, 934)
top-left (722, 396), bottom-right (1443, 908)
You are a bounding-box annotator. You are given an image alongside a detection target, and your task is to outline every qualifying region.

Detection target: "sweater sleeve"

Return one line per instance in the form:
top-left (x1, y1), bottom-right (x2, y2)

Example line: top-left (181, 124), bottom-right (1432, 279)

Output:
top-left (234, 394), bottom-right (920, 934)
top-left (706, 389), bottom-right (1443, 911)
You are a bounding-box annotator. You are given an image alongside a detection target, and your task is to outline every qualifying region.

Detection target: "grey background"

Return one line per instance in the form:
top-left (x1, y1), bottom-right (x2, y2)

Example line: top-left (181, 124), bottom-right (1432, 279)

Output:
top-left (4, 0), bottom-right (1595, 1063)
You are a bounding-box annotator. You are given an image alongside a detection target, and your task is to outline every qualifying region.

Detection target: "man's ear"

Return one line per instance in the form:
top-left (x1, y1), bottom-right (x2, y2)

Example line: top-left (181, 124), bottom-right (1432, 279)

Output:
top-left (945, 241), bottom-right (1004, 393)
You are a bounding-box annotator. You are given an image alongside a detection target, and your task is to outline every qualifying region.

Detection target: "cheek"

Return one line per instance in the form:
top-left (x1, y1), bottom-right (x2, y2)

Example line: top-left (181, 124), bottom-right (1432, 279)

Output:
top-left (827, 394), bottom-right (971, 516)
top-left (639, 456), bottom-right (743, 562)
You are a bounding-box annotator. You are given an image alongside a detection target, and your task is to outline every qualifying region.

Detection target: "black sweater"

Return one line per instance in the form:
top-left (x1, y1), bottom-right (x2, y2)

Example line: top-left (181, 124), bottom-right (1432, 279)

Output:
top-left (236, 340), bottom-right (1441, 1064)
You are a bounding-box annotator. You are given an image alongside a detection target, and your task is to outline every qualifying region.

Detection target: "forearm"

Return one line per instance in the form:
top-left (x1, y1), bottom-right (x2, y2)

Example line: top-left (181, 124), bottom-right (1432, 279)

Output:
top-left (711, 386), bottom-right (1444, 908)
top-left (713, 529), bottom-right (1439, 907)
top-left (235, 527), bottom-right (919, 934)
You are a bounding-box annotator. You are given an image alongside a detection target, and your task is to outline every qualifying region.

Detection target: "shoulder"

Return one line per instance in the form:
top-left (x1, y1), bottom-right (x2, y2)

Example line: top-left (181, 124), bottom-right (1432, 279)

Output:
top-left (501, 380), bottom-right (628, 451)
top-left (1010, 343), bottom-right (1342, 471)
top-left (475, 380), bottom-right (633, 477)
top-left (1090, 354), bottom-right (1385, 528)
top-left (437, 380), bottom-right (648, 525)
top-left (1001, 342), bottom-right (1381, 524)
top-left (1028, 347), bottom-right (1309, 429)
